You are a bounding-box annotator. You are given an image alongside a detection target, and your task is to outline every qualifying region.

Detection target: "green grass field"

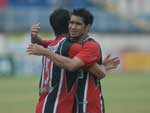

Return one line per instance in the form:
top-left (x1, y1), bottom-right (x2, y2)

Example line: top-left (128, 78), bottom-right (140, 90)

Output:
top-left (0, 72), bottom-right (150, 113)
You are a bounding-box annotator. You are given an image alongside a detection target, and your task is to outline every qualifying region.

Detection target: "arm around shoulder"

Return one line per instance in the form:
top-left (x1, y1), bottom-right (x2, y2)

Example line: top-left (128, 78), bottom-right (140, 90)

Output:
top-left (45, 51), bottom-right (85, 71)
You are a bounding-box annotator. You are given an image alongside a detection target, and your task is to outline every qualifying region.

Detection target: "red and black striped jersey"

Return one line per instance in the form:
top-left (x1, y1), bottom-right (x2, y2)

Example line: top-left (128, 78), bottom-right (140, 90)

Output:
top-left (75, 36), bottom-right (105, 113)
top-left (36, 36), bottom-right (82, 113)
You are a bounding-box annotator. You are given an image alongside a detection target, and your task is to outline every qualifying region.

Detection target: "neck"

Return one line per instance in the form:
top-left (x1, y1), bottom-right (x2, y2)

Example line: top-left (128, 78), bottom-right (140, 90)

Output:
top-left (69, 34), bottom-right (89, 43)
top-left (78, 34), bottom-right (88, 42)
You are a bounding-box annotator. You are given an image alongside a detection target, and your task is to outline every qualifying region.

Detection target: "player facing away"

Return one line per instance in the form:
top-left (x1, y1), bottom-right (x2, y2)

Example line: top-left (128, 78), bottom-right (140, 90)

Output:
top-left (28, 8), bottom-right (120, 113)
top-left (32, 9), bottom-right (79, 113)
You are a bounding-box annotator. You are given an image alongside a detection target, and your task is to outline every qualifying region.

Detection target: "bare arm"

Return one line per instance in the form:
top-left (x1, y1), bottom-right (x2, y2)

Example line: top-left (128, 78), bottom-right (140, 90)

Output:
top-left (45, 49), bottom-right (84, 71)
top-left (27, 44), bottom-right (106, 77)
top-left (27, 44), bottom-right (85, 71)
top-left (27, 44), bottom-right (120, 77)
top-left (89, 63), bottom-right (106, 79)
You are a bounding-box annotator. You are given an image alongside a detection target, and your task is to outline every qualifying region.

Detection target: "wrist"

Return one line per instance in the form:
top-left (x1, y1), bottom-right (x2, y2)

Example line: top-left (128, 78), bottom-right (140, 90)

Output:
top-left (31, 34), bottom-right (37, 38)
top-left (101, 64), bottom-right (106, 74)
top-left (43, 48), bottom-right (49, 56)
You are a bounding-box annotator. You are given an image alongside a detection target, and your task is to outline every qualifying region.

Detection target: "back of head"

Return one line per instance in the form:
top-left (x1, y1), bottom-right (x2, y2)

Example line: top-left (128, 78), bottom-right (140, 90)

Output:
top-left (50, 8), bottom-right (70, 36)
top-left (72, 8), bottom-right (94, 26)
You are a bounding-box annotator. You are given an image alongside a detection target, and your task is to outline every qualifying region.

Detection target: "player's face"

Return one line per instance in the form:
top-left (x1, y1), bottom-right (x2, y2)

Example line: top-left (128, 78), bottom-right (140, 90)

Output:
top-left (69, 15), bottom-right (87, 38)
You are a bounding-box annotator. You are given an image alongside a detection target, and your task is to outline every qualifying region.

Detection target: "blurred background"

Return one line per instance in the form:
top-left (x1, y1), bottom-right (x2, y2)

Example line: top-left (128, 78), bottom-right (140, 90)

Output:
top-left (0, 0), bottom-right (150, 113)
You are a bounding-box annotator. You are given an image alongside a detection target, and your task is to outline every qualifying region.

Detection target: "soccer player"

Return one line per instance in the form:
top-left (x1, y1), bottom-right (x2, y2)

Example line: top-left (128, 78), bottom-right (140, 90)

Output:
top-left (33, 9), bottom-right (75, 113)
top-left (29, 8), bottom-right (119, 113)
top-left (27, 8), bottom-right (120, 113)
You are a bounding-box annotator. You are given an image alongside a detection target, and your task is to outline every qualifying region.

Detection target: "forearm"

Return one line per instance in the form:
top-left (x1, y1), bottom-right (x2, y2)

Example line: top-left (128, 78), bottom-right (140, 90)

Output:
top-left (27, 43), bottom-right (83, 71)
top-left (89, 63), bottom-right (106, 79)
top-left (44, 49), bottom-right (78, 71)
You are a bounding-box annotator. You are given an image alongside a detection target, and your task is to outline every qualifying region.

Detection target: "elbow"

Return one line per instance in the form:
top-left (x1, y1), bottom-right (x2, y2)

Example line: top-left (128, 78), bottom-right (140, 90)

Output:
top-left (63, 59), bottom-right (82, 71)
top-left (66, 64), bottom-right (79, 72)
top-left (96, 67), bottom-right (106, 79)
top-left (99, 72), bottom-right (106, 79)
top-left (96, 71), bottom-right (106, 79)
top-left (67, 66), bottom-right (78, 72)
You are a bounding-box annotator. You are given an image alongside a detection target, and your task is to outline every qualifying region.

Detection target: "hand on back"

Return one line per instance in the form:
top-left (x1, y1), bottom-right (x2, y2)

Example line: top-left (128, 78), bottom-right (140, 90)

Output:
top-left (103, 54), bottom-right (120, 71)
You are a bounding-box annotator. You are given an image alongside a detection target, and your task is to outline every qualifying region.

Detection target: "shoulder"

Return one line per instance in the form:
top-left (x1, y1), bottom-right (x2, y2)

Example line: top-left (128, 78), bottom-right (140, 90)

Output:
top-left (69, 43), bottom-right (82, 58)
top-left (49, 37), bottom-right (66, 46)
top-left (71, 43), bottom-right (82, 49)
top-left (83, 39), bottom-right (100, 50)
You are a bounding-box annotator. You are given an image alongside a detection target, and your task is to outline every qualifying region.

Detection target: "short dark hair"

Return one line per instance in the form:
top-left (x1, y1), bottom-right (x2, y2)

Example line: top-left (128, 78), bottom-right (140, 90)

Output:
top-left (72, 8), bottom-right (94, 26)
top-left (49, 8), bottom-right (70, 36)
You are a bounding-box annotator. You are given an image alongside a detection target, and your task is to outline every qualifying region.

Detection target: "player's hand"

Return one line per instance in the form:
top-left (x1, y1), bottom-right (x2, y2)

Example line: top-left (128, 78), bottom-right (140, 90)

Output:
top-left (103, 54), bottom-right (120, 71)
top-left (26, 44), bottom-right (47, 56)
top-left (31, 23), bottom-right (40, 38)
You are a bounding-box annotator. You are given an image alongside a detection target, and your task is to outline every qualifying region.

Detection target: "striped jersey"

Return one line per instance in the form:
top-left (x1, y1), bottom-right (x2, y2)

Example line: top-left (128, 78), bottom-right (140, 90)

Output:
top-left (75, 36), bottom-right (105, 113)
top-left (35, 36), bottom-right (82, 113)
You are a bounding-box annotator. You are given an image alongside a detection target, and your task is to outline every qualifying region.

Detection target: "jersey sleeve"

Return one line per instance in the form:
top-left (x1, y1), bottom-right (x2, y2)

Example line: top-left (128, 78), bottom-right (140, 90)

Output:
top-left (42, 40), bottom-right (53, 47)
top-left (76, 41), bottom-right (101, 68)
top-left (68, 43), bottom-right (82, 58)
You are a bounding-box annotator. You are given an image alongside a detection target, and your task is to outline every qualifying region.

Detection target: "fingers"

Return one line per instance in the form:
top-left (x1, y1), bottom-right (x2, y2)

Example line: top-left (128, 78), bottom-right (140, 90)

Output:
top-left (26, 48), bottom-right (39, 55)
top-left (108, 57), bottom-right (119, 62)
top-left (27, 44), bottom-right (36, 48)
top-left (104, 54), bottom-right (111, 61)
top-left (111, 59), bottom-right (120, 66)
top-left (111, 57), bottom-right (119, 61)
top-left (26, 47), bottom-right (34, 55)
top-left (26, 49), bottom-right (34, 55)
top-left (106, 63), bottom-right (118, 70)
top-left (31, 23), bottom-right (40, 37)
top-left (27, 44), bottom-right (39, 50)
top-left (106, 54), bottom-right (111, 59)
top-left (32, 24), bottom-right (40, 31)
top-left (104, 56), bottom-right (120, 71)
top-left (106, 66), bottom-right (117, 70)
top-left (114, 59), bottom-right (120, 65)
top-left (112, 58), bottom-right (120, 65)
top-left (26, 43), bottom-right (45, 56)
top-left (32, 23), bottom-right (40, 29)
top-left (109, 57), bottom-right (120, 64)
top-left (103, 54), bottom-right (112, 66)
top-left (26, 44), bottom-right (36, 55)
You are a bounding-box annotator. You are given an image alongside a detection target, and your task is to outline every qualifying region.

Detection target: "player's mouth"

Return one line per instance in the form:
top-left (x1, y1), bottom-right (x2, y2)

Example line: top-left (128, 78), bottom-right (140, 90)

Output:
top-left (70, 30), bottom-right (78, 35)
